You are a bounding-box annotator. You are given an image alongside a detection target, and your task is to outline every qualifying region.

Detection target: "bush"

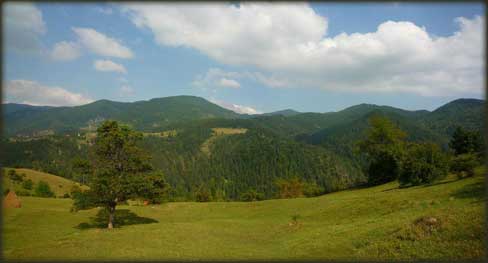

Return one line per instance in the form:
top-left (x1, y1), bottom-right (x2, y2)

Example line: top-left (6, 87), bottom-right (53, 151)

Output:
top-left (399, 143), bottom-right (449, 187)
top-left (34, 181), bottom-right (55, 197)
top-left (303, 182), bottom-right (325, 197)
top-left (8, 170), bottom-right (24, 183)
top-left (195, 186), bottom-right (211, 202)
top-left (368, 152), bottom-right (401, 186)
top-left (63, 193), bottom-right (71, 198)
top-left (450, 153), bottom-right (479, 179)
top-left (22, 179), bottom-right (33, 190)
top-left (240, 189), bottom-right (264, 202)
top-left (3, 188), bottom-right (10, 196)
top-left (275, 177), bottom-right (304, 198)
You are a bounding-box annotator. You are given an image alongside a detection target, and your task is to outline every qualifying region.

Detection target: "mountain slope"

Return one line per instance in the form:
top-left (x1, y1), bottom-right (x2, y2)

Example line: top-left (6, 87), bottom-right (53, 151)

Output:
top-left (419, 98), bottom-right (485, 136)
top-left (3, 96), bottom-right (241, 136)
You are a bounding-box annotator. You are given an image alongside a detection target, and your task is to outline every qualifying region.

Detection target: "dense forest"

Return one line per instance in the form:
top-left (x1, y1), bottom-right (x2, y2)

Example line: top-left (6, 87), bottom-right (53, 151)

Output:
top-left (1, 96), bottom-right (484, 201)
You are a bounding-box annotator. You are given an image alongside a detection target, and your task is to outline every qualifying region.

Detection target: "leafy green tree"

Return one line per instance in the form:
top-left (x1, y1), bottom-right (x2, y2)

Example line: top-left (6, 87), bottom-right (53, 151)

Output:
top-left (22, 179), bottom-right (33, 190)
top-left (357, 115), bottom-right (407, 185)
top-left (35, 181), bottom-right (55, 197)
top-left (398, 143), bottom-right (449, 186)
top-left (449, 126), bottom-right (484, 156)
top-left (71, 120), bottom-right (167, 229)
top-left (450, 153), bottom-right (479, 178)
top-left (72, 157), bottom-right (92, 185)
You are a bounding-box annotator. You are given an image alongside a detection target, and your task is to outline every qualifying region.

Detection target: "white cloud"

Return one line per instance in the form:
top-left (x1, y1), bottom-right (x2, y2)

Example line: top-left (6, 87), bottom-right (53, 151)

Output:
top-left (218, 78), bottom-right (240, 89)
top-left (209, 98), bottom-right (261, 115)
top-left (50, 41), bottom-right (81, 61)
top-left (93, 60), bottom-right (127, 74)
top-left (73, 27), bottom-right (134, 59)
top-left (5, 80), bottom-right (93, 106)
top-left (192, 68), bottom-right (289, 90)
top-left (119, 85), bottom-right (134, 96)
top-left (124, 3), bottom-right (484, 97)
top-left (4, 3), bottom-right (46, 54)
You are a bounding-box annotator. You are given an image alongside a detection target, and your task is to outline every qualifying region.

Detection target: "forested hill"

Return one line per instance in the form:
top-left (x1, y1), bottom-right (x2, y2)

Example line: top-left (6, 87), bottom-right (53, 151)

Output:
top-left (2, 96), bottom-right (484, 201)
top-left (3, 96), bottom-right (242, 136)
top-left (3, 96), bottom-right (484, 138)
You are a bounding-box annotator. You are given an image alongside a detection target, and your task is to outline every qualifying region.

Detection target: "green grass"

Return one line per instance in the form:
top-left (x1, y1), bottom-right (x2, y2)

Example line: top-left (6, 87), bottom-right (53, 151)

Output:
top-left (3, 170), bottom-right (485, 261)
top-left (2, 168), bottom-right (88, 197)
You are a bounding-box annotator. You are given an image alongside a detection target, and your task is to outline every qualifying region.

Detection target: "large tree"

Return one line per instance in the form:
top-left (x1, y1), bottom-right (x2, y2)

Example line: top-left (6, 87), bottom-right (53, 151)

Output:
top-left (357, 115), bottom-right (407, 185)
top-left (449, 126), bottom-right (484, 156)
top-left (72, 120), bottom-right (169, 229)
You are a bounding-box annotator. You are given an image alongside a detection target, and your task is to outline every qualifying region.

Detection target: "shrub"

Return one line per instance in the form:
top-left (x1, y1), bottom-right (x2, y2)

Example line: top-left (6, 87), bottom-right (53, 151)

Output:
top-left (22, 179), bottom-right (33, 190)
top-left (240, 189), bottom-right (264, 202)
top-left (35, 181), bottom-right (55, 197)
top-left (63, 193), bottom-right (70, 198)
top-left (275, 177), bottom-right (304, 199)
top-left (8, 170), bottom-right (24, 183)
top-left (70, 184), bottom-right (82, 196)
top-left (450, 153), bottom-right (479, 179)
top-left (399, 143), bottom-right (449, 187)
top-left (368, 152), bottom-right (401, 186)
top-left (3, 188), bottom-right (10, 196)
top-left (195, 186), bottom-right (211, 202)
top-left (303, 182), bottom-right (325, 197)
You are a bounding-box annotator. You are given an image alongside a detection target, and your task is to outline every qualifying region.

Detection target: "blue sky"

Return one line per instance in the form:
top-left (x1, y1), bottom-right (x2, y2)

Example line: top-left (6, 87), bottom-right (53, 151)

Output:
top-left (3, 2), bottom-right (485, 114)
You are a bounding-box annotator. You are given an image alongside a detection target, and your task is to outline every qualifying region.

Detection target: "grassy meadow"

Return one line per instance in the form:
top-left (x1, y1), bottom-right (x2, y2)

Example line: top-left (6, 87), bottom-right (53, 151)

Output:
top-left (3, 168), bottom-right (88, 197)
top-left (2, 167), bottom-right (485, 261)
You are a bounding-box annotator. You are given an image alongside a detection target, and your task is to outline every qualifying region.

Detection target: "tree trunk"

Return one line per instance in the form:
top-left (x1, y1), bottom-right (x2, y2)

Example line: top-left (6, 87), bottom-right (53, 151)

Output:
top-left (108, 204), bottom-right (116, 229)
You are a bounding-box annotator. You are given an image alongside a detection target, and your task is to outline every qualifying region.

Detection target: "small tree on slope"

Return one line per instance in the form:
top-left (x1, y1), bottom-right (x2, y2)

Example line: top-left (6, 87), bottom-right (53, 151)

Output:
top-left (72, 120), bottom-right (168, 229)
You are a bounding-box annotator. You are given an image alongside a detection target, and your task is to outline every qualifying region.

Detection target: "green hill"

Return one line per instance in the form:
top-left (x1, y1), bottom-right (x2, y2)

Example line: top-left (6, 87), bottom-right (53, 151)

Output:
top-left (3, 168), bottom-right (484, 260)
top-left (419, 98), bottom-right (485, 137)
top-left (2, 97), bottom-right (484, 201)
top-left (2, 168), bottom-right (88, 197)
top-left (3, 96), bottom-right (241, 136)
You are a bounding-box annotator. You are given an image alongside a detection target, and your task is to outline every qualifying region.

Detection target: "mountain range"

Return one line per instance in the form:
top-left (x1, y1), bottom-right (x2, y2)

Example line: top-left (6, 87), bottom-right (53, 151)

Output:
top-left (2, 96), bottom-right (484, 201)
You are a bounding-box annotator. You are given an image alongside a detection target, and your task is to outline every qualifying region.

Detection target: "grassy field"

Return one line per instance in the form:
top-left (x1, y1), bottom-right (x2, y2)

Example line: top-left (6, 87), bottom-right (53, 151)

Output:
top-left (2, 168), bottom-right (485, 261)
top-left (2, 168), bottom-right (88, 197)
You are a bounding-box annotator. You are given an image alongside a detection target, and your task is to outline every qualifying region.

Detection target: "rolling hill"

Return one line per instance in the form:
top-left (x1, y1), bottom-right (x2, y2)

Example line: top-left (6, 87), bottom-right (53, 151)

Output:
top-left (2, 96), bottom-right (484, 201)
top-left (2, 168), bottom-right (88, 197)
top-left (3, 168), bottom-right (485, 260)
top-left (3, 96), bottom-right (241, 136)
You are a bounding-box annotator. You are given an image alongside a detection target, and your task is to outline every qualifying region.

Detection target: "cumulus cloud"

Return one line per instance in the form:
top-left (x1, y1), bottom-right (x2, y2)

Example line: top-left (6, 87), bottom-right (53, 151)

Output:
top-left (218, 78), bottom-right (240, 89)
top-left (209, 98), bottom-right (261, 115)
top-left (3, 3), bottom-right (46, 54)
top-left (124, 3), bottom-right (484, 97)
top-left (5, 80), bottom-right (93, 106)
top-left (93, 60), bottom-right (127, 74)
top-left (73, 27), bottom-right (134, 59)
top-left (50, 41), bottom-right (81, 61)
top-left (192, 68), bottom-right (289, 90)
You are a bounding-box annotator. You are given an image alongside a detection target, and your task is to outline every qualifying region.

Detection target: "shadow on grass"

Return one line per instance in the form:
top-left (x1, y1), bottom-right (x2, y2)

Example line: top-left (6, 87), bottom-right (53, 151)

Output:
top-left (76, 209), bottom-right (158, 229)
top-left (450, 181), bottom-right (485, 201)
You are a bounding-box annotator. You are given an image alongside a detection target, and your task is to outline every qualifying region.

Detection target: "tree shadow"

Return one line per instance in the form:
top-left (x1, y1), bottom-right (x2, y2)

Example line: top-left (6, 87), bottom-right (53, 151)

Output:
top-left (76, 209), bottom-right (158, 229)
top-left (450, 181), bottom-right (486, 201)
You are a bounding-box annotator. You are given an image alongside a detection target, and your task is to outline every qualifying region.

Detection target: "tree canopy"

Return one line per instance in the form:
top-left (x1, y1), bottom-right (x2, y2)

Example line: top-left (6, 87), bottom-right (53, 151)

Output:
top-left (72, 120), bottom-right (169, 228)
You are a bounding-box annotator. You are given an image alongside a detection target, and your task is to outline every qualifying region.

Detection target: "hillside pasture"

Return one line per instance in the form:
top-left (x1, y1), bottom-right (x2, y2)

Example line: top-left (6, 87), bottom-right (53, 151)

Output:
top-left (2, 168), bottom-right (88, 197)
top-left (2, 169), bottom-right (485, 261)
